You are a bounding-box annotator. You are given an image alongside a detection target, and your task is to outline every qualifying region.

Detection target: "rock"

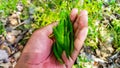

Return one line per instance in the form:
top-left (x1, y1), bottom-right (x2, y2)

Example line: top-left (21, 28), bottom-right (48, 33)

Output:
top-left (0, 50), bottom-right (9, 63)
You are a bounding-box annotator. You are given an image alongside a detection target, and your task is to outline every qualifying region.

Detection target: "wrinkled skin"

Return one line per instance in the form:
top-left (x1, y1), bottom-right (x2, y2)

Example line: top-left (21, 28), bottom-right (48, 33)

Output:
top-left (15, 8), bottom-right (88, 68)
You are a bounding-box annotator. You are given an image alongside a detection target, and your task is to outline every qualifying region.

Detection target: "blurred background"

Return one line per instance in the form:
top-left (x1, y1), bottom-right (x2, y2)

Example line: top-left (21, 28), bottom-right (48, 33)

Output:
top-left (0, 0), bottom-right (120, 68)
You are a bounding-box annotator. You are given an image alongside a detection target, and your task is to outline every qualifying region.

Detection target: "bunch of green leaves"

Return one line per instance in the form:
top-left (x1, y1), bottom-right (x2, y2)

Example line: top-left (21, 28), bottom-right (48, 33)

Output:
top-left (53, 10), bottom-right (74, 63)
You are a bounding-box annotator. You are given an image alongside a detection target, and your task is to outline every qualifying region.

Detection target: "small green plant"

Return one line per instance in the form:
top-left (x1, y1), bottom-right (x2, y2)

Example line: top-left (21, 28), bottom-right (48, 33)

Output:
top-left (0, 0), bottom-right (28, 17)
top-left (82, 0), bottom-right (103, 49)
top-left (33, 0), bottom-right (80, 29)
top-left (110, 20), bottom-right (120, 50)
top-left (73, 55), bottom-right (92, 68)
top-left (104, 1), bottom-right (120, 51)
top-left (0, 0), bottom-right (19, 17)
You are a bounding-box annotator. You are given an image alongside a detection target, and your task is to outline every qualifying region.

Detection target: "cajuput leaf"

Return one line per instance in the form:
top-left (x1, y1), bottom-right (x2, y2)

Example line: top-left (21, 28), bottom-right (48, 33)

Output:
top-left (52, 10), bottom-right (74, 63)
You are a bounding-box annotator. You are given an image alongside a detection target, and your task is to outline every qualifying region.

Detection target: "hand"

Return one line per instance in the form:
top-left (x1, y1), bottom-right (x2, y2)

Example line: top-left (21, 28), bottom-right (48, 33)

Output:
top-left (15, 8), bottom-right (88, 68)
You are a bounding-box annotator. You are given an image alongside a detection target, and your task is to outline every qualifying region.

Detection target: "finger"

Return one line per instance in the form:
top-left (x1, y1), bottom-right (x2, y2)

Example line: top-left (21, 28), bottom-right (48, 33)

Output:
top-left (62, 51), bottom-right (74, 68)
top-left (62, 51), bottom-right (68, 64)
top-left (75, 10), bottom-right (88, 38)
top-left (78, 10), bottom-right (88, 29)
top-left (35, 22), bottom-right (58, 37)
top-left (71, 10), bottom-right (88, 61)
top-left (74, 10), bottom-right (88, 34)
top-left (70, 8), bottom-right (78, 23)
top-left (72, 27), bottom-right (88, 61)
top-left (73, 16), bottom-right (79, 32)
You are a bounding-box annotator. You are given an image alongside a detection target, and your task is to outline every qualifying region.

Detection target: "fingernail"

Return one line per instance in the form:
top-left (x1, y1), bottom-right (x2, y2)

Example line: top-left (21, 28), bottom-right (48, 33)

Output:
top-left (80, 10), bottom-right (88, 16)
top-left (71, 8), bottom-right (78, 17)
top-left (71, 8), bottom-right (78, 14)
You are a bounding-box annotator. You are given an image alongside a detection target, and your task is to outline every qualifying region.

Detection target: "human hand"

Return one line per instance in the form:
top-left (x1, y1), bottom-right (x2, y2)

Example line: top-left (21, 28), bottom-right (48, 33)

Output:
top-left (15, 8), bottom-right (88, 68)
